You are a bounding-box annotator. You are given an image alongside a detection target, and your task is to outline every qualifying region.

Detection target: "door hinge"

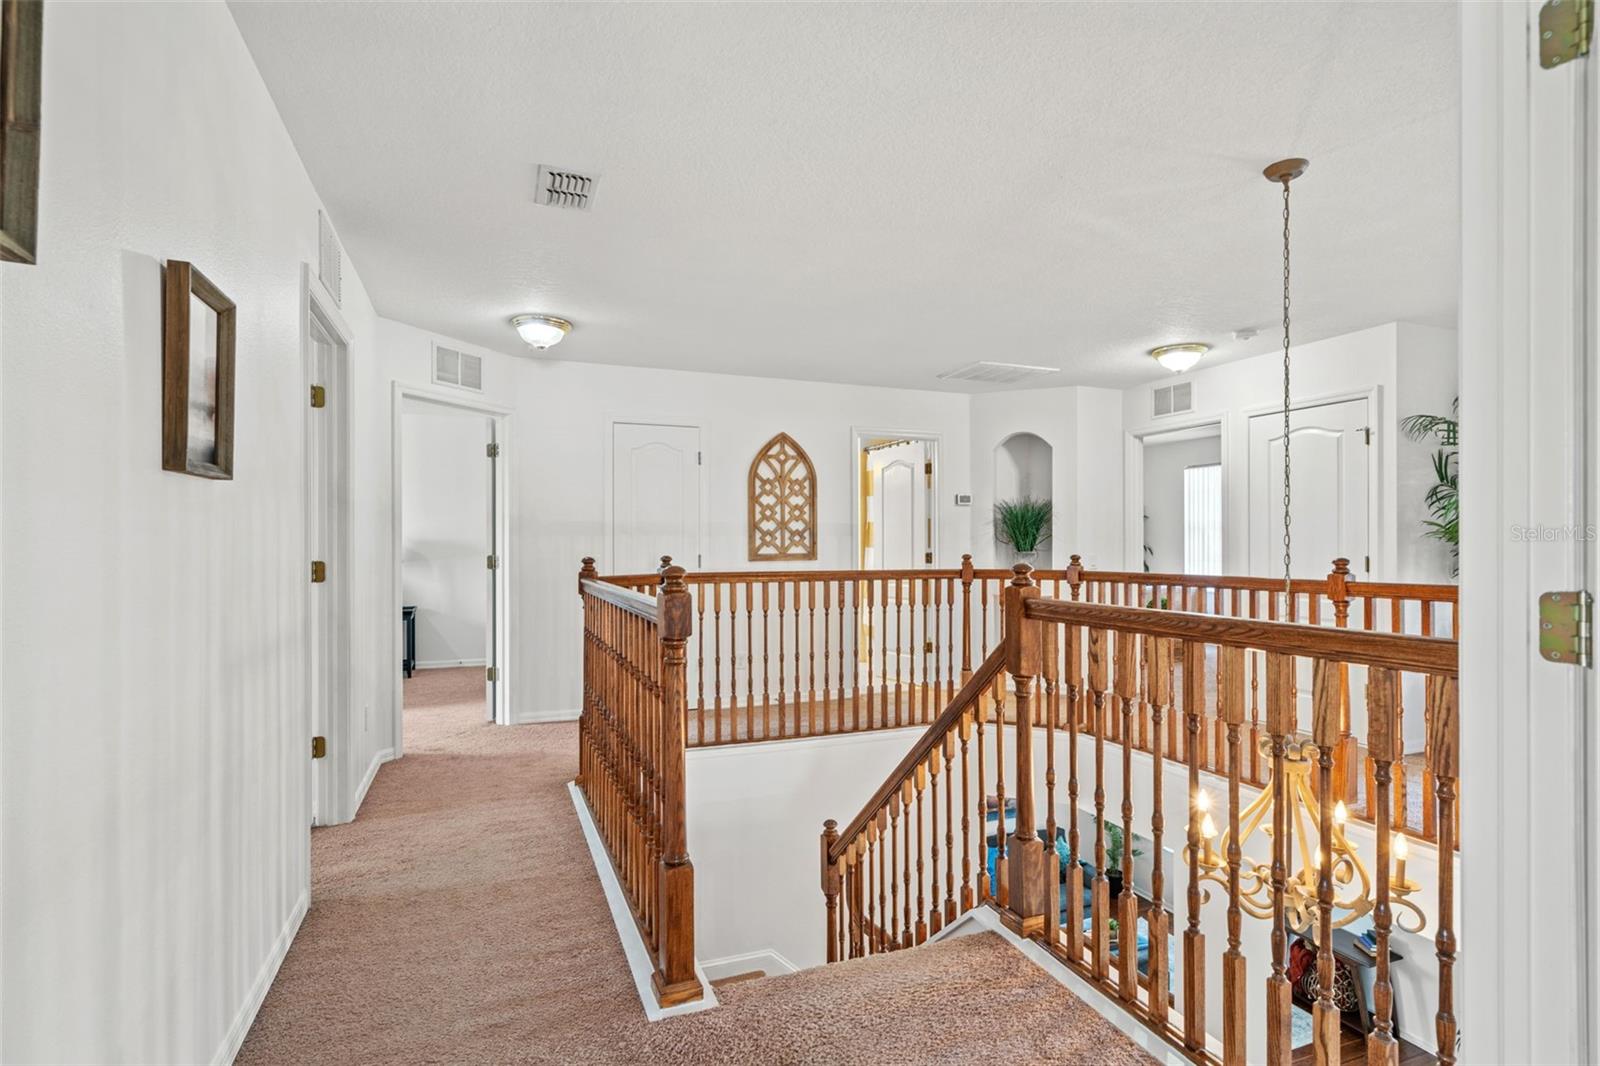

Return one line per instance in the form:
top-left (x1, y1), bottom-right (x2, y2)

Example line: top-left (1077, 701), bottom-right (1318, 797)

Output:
top-left (486, 442), bottom-right (500, 459)
top-left (311, 560), bottom-right (327, 583)
top-left (1540, 590), bottom-right (1592, 666)
top-left (1541, 0), bottom-right (1592, 68)
top-left (486, 666), bottom-right (498, 682)
top-left (309, 384), bottom-right (326, 409)
top-left (311, 735), bottom-right (327, 759)
top-left (1364, 555), bottom-right (1370, 572)
top-left (487, 554), bottom-right (499, 570)
top-left (697, 451), bottom-right (702, 465)
top-left (697, 553), bottom-right (702, 567)
top-left (924, 551), bottom-right (934, 564)
top-left (1363, 426), bottom-right (1371, 445)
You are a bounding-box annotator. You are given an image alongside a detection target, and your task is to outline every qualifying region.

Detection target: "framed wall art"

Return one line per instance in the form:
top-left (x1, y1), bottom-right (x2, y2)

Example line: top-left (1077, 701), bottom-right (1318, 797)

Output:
top-left (748, 432), bottom-right (817, 561)
top-left (162, 260), bottom-right (237, 479)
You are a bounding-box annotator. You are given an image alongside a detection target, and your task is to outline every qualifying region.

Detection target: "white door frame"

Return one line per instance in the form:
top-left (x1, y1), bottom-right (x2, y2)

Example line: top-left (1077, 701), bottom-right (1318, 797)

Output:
top-left (1460, 2), bottom-right (1593, 1062)
top-left (391, 382), bottom-right (515, 741)
top-left (1122, 416), bottom-right (1228, 574)
top-left (302, 265), bottom-right (354, 826)
top-left (601, 416), bottom-right (707, 573)
top-left (852, 427), bottom-right (943, 568)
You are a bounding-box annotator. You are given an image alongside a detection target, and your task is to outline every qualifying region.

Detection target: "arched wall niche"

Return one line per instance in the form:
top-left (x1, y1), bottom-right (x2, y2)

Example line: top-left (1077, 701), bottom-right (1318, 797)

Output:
top-left (992, 432), bottom-right (1054, 565)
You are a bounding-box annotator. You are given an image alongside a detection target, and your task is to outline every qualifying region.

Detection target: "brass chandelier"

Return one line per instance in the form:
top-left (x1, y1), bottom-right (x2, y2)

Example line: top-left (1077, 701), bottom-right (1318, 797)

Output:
top-left (1180, 158), bottom-right (1427, 937)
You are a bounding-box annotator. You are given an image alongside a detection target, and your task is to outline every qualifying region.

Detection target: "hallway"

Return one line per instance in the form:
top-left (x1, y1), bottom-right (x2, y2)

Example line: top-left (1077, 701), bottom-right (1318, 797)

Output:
top-left (237, 683), bottom-right (1157, 1064)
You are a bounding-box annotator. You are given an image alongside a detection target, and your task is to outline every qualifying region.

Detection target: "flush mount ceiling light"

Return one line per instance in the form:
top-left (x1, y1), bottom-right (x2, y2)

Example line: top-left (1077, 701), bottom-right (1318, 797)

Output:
top-left (1150, 343), bottom-right (1209, 374)
top-left (510, 314), bottom-right (572, 350)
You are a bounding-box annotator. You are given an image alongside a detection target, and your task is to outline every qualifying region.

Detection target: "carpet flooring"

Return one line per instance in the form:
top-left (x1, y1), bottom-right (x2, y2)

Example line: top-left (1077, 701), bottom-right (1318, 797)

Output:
top-left (237, 668), bottom-right (1158, 1065)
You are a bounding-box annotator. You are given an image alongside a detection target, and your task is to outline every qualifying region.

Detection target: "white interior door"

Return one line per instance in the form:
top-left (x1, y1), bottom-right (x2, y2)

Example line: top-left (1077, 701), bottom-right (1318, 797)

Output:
top-left (307, 312), bottom-right (344, 825)
top-left (612, 422), bottom-right (701, 573)
top-left (865, 440), bottom-right (931, 569)
top-left (1248, 397), bottom-right (1371, 577)
top-left (484, 420), bottom-right (498, 722)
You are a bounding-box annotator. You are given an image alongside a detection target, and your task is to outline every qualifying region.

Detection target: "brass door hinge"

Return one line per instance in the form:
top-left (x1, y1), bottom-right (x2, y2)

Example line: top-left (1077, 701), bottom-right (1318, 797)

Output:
top-left (486, 666), bottom-right (498, 682)
top-left (309, 384), bottom-right (327, 408)
top-left (311, 560), bottom-right (327, 583)
top-left (1541, 0), bottom-right (1592, 68)
top-left (924, 551), bottom-right (934, 564)
top-left (487, 554), bottom-right (499, 570)
top-left (486, 442), bottom-right (500, 458)
top-left (311, 735), bottom-right (327, 759)
top-left (1540, 590), bottom-right (1592, 666)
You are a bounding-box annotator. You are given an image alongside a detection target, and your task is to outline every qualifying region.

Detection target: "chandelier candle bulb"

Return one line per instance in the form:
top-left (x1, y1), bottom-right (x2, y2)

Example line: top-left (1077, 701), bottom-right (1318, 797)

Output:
top-left (1391, 832), bottom-right (1413, 892)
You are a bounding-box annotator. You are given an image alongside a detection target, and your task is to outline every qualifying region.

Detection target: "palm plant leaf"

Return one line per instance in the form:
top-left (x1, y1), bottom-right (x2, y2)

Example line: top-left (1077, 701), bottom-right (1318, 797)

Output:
top-left (994, 497), bottom-right (1052, 553)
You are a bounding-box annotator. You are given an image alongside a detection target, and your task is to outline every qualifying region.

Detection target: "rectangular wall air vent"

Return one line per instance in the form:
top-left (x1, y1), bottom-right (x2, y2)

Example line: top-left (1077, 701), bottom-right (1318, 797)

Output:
top-left (432, 345), bottom-right (483, 391)
top-left (534, 165), bottom-right (598, 210)
top-left (1152, 381), bottom-right (1194, 417)
top-left (936, 361), bottom-right (1061, 385)
top-left (317, 210), bottom-right (343, 307)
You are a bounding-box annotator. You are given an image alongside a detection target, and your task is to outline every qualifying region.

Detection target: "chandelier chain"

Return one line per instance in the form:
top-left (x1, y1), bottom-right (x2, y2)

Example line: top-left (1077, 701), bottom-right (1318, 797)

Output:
top-left (1280, 178), bottom-right (1293, 601)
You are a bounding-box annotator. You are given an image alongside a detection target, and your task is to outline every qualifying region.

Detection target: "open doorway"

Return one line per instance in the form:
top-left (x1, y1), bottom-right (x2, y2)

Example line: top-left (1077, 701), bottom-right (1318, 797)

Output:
top-left (854, 429), bottom-right (940, 569)
top-left (393, 386), bottom-right (512, 752)
top-left (1138, 422), bottom-right (1222, 575)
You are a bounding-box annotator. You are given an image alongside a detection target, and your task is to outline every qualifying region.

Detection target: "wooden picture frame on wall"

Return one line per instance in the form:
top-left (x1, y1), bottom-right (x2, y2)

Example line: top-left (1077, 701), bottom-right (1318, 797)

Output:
top-left (162, 261), bottom-right (237, 479)
top-left (0, 0), bottom-right (42, 264)
top-left (748, 432), bottom-right (818, 561)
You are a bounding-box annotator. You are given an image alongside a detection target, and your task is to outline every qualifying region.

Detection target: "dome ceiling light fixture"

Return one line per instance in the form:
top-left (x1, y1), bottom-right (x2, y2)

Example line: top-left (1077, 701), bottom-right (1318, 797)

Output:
top-left (1150, 343), bottom-right (1209, 374)
top-left (510, 314), bottom-right (573, 350)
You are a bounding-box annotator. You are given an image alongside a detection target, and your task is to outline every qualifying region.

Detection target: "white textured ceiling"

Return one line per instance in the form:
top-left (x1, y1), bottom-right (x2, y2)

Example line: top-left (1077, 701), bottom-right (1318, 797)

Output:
top-left (230, 1), bottom-right (1458, 391)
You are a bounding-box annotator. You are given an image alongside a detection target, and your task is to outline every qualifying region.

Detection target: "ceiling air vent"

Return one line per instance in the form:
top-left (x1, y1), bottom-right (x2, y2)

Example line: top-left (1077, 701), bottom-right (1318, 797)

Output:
top-left (534, 165), bottom-right (598, 210)
top-left (433, 345), bottom-right (483, 392)
top-left (936, 361), bottom-right (1060, 385)
top-left (317, 210), bottom-right (343, 307)
top-left (1152, 381), bottom-right (1194, 417)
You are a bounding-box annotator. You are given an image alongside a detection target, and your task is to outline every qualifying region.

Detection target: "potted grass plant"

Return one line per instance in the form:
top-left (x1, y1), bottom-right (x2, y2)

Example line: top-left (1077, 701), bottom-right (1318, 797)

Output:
top-left (994, 496), bottom-right (1052, 566)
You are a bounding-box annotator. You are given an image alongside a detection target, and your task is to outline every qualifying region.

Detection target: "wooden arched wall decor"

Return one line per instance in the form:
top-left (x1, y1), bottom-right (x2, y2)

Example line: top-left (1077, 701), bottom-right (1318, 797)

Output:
top-left (748, 432), bottom-right (818, 561)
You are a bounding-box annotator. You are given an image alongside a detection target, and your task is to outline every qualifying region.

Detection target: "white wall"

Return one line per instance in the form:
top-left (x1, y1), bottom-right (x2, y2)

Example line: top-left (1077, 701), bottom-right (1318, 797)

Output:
top-left (1142, 433), bottom-right (1222, 573)
top-left (0, 4), bottom-right (389, 1062)
top-left (968, 385), bottom-right (1125, 571)
top-left (401, 402), bottom-right (490, 666)
top-left (1122, 322), bottom-right (1458, 583)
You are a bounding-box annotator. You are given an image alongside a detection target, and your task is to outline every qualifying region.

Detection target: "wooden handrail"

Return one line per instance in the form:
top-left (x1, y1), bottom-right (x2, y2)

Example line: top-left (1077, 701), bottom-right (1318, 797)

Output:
top-left (580, 575), bottom-right (661, 618)
top-left (827, 644), bottom-right (1007, 863)
top-left (1023, 598), bottom-right (1458, 677)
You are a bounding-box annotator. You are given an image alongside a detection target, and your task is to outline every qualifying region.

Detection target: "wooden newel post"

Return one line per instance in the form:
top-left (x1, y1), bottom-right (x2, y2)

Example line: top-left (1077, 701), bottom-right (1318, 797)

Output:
top-left (577, 557), bottom-right (598, 791)
top-left (579, 556), bottom-right (598, 597)
top-left (1002, 563), bottom-right (1047, 938)
top-left (959, 554), bottom-right (975, 680)
top-left (1066, 554), bottom-right (1084, 601)
top-left (653, 565), bottom-right (701, 1006)
top-left (821, 819), bottom-right (841, 963)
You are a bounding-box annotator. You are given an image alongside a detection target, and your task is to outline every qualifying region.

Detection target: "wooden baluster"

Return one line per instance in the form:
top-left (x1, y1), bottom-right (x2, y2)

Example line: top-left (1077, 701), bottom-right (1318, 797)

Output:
top-left (1430, 675), bottom-right (1460, 1065)
top-left (1265, 651), bottom-right (1295, 1066)
top-left (1043, 625), bottom-right (1060, 950)
top-left (712, 582), bottom-right (724, 744)
top-left (928, 749), bottom-right (943, 935)
top-left (865, 579), bottom-right (876, 730)
top-left (874, 815), bottom-right (887, 952)
top-left (1327, 559), bottom-right (1357, 804)
top-left (1090, 626), bottom-right (1111, 981)
top-left (1366, 667), bottom-right (1401, 1066)
top-left (777, 581), bottom-right (787, 739)
top-left (1115, 630), bottom-right (1140, 1003)
top-left (901, 780), bottom-right (914, 947)
top-left (884, 577), bottom-right (894, 728)
top-left (960, 709), bottom-right (975, 910)
top-left (822, 820), bottom-right (841, 962)
top-left (794, 579), bottom-right (803, 735)
top-left (816, 580), bottom-right (827, 735)
top-left (922, 577), bottom-right (932, 723)
top-left (980, 576), bottom-right (990, 661)
top-left (975, 690), bottom-right (990, 902)
top-left (1147, 637), bottom-right (1172, 1029)
top-left (960, 554), bottom-right (975, 681)
top-left (915, 766), bottom-right (929, 943)
top-left (1249, 593), bottom-right (1263, 784)
top-left (942, 577), bottom-right (953, 709)
top-left (838, 582), bottom-right (848, 734)
top-left (763, 582), bottom-right (773, 739)
top-left (1394, 679), bottom-right (1410, 835)
top-left (992, 667), bottom-right (1009, 909)
top-left (1312, 659), bottom-right (1341, 1066)
top-left (744, 581), bottom-right (755, 743)
top-left (1182, 640), bottom-right (1207, 1052)
top-left (851, 581), bottom-right (861, 733)
top-left (1065, 623), bottom-right (1085, 961)
top-left (944, 732), bottom-right (958, 924)
top-left (1004, 566), bottom-right (1046, 935)
top-left (1219, 644), bottom-right (1247, 1065)
top-left (695, 582), bottom-right (706, 746)
top-left (851, 837), bottom-right (867, 957)
top-left (888, 798), bottom-right (901, 948)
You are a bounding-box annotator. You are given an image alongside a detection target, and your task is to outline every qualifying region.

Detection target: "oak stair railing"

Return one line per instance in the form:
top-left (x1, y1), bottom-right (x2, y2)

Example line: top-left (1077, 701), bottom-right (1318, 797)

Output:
top-left (577, 561), bottom-right (699, 1006)
top-left (820, 565), bottom-right (1460, 1066)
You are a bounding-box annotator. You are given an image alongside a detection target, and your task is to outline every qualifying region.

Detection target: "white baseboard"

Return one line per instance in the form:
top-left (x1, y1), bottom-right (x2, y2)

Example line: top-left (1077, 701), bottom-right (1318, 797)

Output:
top-left (567, 781), bottom-right (717, 1019)
top-left (516, 708), bottom-right (580, 724)
top-left (352, 747), bottom-right (394, 818)
top-left (700, 948), bottom-right (799, 983)
top-left (211, 889), bottom-right (308, 1066)
top-left (413, 659), bottom-right (486, 670)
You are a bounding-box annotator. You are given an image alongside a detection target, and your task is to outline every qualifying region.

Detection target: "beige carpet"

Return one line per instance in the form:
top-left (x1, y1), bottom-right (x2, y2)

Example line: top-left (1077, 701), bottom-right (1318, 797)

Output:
top-left (237, 669), bottom-right (1158, 1065)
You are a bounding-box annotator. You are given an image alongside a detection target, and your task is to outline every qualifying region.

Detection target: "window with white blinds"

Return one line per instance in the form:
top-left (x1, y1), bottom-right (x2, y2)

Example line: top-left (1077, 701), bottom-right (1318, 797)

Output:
top-left (1182, 463), bottom-right (1222, 574)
